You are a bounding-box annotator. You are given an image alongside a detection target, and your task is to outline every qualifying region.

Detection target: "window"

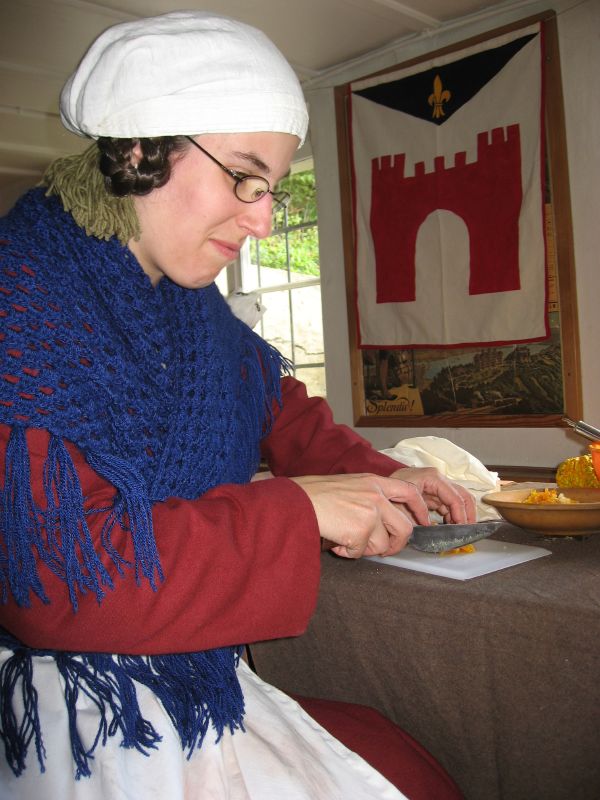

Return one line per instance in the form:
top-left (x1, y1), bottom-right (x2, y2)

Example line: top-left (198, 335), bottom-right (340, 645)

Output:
top-left (236, 159), bottom-right (326, 398)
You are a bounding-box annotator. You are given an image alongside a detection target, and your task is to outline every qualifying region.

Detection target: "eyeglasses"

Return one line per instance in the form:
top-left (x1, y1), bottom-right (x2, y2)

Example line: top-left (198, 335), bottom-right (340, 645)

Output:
top-left (185, 136), bottom-right (291, 212)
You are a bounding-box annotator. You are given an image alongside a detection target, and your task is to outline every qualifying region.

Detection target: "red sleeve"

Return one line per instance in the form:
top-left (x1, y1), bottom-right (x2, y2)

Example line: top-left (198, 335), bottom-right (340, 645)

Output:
top-left (0, 425), bottom-right (321, 655)
top-left (261, 376), bottom-right (405, 477)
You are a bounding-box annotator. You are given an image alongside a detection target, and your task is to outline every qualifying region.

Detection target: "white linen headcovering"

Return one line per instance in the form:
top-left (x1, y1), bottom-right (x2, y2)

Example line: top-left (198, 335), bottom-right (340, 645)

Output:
top-left (60, 10), bottom-right (309, 146)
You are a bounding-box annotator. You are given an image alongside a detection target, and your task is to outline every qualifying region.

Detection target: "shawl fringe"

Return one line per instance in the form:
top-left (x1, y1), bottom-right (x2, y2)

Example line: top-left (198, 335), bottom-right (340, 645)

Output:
top-left (0, 426), bottom-right (162, 612)
top-left (0, 630), bottom-right (244, 779)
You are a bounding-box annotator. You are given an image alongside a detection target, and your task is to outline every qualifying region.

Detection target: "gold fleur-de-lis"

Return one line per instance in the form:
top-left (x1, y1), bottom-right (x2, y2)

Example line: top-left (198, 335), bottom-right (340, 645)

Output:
top-left (428, 74), bottom-right (451, 119)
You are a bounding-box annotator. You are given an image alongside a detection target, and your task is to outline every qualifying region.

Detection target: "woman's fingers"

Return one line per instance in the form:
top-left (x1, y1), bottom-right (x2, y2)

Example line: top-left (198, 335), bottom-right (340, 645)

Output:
top-left (291, 473), bottom-right (428, 559)
top-left (290, 467), bottom-right (477, 560)
top-left (390, 467), bottom-right (477, 523)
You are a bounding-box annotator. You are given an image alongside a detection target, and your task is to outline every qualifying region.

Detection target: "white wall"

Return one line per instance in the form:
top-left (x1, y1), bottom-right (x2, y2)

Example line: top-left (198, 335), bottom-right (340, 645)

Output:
top-left (307, 0), bottom-right (600, 468)
top-left (0, 175), bottom-right (43, 216)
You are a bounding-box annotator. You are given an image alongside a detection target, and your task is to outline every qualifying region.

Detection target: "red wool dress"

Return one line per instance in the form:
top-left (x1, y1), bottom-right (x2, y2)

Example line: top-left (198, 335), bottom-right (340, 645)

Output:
top-left (0, 376), bottom-right (462, 800)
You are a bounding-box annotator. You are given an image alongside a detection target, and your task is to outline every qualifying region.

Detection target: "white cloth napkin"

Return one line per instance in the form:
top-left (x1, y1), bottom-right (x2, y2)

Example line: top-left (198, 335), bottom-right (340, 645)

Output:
top-left (226, 291), bottom-right (266, 329)
top-left (380, 436), bottom-right (501, 520)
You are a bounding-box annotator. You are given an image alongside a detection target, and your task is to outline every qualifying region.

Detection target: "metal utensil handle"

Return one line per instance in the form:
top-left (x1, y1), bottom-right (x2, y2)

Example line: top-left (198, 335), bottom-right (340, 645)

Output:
top-left (563, 418), bottom-right (600, 442)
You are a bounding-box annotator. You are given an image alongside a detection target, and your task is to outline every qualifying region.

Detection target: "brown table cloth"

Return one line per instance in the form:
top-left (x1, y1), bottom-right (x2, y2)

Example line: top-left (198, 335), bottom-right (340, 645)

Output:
top-left (250, 523), bottom-right (600, 800)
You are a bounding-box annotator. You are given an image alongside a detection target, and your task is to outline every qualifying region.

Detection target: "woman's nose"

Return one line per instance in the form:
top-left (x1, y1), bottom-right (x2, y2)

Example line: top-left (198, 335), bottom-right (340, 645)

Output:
top-left (237, 197), bottom-right (274, 240)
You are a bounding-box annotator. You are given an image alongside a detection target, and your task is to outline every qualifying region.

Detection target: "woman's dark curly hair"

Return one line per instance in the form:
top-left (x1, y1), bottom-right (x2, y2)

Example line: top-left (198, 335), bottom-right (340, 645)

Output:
top-left (97, 136), bottom-right (189, 197)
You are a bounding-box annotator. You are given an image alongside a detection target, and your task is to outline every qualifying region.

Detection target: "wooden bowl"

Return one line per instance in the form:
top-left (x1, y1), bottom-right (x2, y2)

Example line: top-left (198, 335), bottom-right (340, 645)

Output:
top-left (481, 488), bottom-right (600, 536)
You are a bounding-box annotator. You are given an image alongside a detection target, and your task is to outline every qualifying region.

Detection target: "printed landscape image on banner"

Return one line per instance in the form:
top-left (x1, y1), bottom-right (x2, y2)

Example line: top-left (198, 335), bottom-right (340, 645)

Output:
top-left (361, 321), bottom-right (564, 418)
top-left (350, 22), bottom-right (547, 349)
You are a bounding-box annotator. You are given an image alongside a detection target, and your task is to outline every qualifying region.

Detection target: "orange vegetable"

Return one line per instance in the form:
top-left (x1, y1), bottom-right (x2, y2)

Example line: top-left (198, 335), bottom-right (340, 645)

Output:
top-left (556, 454), bottom-right (600, 489)
top-left (523, 488), bottom-right (577, 505)
top-left (439, 543), bottom-right (476, 556)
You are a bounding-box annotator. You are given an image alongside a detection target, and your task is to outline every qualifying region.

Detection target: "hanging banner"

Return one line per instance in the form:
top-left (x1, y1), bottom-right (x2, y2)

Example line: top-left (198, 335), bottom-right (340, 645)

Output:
top-left (350, 23), bottom-right (547, 348)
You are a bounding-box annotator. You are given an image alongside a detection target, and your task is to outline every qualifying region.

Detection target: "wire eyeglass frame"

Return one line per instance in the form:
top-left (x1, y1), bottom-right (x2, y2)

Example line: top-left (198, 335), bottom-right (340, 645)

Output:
top-left (184, 136), bottom-right (291, 212)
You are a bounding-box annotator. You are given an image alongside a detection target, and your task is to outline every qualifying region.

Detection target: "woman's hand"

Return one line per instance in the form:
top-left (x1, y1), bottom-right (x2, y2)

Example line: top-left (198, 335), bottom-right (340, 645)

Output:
top-left (291, 473), bottom-right (430, 559)
top-left (389, 466), bottom-right (476, 524)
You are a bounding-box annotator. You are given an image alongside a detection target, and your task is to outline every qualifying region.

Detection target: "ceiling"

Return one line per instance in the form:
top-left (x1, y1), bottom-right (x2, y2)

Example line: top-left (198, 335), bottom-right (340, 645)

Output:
top-left (0, 0), bottom-right (531, 199)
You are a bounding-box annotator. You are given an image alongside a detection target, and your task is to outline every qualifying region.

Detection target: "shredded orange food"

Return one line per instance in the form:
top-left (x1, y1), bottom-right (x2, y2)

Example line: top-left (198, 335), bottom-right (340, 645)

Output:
top-left (439, 544), bottom-right (476, 556)
top-left (523, 488), bottom-right (577, 505)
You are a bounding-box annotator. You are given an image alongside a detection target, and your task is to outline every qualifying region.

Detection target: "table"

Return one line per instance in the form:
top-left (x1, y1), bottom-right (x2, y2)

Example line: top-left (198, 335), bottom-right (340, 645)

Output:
top-left (250, 523), bottom-right (600, 800)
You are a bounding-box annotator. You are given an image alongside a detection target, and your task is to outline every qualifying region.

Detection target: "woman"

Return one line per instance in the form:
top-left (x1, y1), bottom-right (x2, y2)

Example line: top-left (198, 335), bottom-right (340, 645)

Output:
top-left (0, 11), bottom-right (473, 798)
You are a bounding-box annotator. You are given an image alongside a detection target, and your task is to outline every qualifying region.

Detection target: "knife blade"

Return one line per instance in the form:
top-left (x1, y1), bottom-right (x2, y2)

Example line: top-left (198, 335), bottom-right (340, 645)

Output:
top-left (408, 520), bottom-right (503, 553)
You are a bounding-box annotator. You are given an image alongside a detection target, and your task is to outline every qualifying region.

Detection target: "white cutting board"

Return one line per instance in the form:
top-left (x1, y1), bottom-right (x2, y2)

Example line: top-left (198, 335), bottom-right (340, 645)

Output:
top-left (368, 538), bottom-right (550, 580)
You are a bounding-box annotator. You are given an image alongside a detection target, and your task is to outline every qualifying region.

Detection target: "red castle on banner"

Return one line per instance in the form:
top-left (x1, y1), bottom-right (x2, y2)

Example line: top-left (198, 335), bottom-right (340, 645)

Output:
top-left (369, 124), bottom-right (523, 304)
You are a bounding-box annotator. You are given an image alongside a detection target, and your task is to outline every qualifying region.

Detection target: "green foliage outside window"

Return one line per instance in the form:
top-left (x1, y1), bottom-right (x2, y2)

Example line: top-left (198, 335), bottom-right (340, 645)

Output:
top-left (259, 169), bottom-right (320, 277)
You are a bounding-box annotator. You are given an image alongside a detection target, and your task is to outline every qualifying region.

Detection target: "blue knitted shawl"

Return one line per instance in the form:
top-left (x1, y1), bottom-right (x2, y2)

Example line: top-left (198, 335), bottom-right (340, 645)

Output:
top-left (0, 189), bottom-right (289, 778)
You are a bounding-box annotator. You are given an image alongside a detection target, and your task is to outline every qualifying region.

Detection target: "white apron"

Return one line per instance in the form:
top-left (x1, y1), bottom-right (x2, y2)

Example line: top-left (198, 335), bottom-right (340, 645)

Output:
top-left (0, 652), bottom-right (407, 800)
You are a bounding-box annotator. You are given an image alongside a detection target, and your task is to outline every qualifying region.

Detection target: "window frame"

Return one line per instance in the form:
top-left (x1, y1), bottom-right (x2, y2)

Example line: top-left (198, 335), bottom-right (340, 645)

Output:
top-left (233, 159), bottom-right (326, 392)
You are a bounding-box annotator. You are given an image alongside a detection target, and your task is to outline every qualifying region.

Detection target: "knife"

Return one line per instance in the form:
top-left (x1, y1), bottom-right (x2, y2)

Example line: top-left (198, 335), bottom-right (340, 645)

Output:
top-left (408, 520), bottom-right (503, 553)
top-left (320, 520), bottom-right (503, 554)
